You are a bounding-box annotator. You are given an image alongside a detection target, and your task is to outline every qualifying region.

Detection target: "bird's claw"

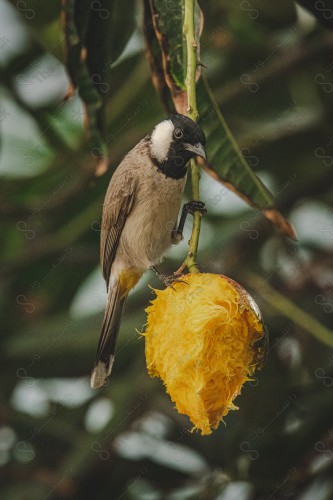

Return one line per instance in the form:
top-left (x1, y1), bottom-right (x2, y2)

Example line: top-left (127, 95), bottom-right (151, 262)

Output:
top-left (158, 273), bottom-right (188, 289)
top-left (183, 200), bottom-right (207, 216)
top-left (150, 266), bottom-right (187, 288)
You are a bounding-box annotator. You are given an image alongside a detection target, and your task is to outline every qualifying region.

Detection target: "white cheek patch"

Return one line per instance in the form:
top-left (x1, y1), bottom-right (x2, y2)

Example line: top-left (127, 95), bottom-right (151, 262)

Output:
top-left (150, 120), bottom-right (174, 162)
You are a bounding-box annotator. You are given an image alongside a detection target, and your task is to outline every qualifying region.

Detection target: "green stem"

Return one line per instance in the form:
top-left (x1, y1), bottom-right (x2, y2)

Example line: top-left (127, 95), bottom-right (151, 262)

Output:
top-left (183, 0), bottom-right (201, 273)
top-left (247, 272), bottom-right (333, 348)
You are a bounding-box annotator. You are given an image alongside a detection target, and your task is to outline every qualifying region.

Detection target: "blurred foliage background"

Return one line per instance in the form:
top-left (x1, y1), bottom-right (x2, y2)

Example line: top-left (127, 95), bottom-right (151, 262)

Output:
top-left (1, 0), bottom-right (333, 498)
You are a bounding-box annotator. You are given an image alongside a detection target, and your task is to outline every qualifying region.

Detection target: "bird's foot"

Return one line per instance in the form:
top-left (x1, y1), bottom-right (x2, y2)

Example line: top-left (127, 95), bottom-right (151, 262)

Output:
top-left (174, 261), bottom-right (187, 276)
top-left (183, 200), bottom-right (207, 216)
top-left (173, 200), bottom-right (207, 240)
top-left (150, 266), bottom-right (188, 288)
top-left (159, 273), bottom-right (187, 288)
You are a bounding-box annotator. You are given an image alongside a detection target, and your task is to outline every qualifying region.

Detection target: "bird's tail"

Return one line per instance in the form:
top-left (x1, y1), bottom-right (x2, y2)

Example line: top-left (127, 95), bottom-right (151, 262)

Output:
top-left (91, 280), bottom-right (126, 389)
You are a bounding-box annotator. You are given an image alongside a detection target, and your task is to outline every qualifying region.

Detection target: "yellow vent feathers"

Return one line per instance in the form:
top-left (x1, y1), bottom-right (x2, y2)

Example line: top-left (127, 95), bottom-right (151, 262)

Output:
top-left (144, 273), bottom-right (266, 435)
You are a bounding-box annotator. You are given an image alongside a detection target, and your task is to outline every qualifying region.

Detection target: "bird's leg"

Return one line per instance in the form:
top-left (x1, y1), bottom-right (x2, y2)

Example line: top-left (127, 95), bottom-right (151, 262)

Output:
top-left (174, 261), bottom-right (187, 276)
top-left (150, 266), bottom-right (161, 279)
top-left (151, 202), bottom-right (206, 287)
top-left (150, 265), bottom-right (187, 288)
top-left (172, 200), bottom-right (207, 241)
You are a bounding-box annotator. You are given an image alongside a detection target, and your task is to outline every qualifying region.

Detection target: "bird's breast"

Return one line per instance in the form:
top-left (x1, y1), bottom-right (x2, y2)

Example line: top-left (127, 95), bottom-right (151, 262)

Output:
top-left (120, 168), bottom-right (186, 269)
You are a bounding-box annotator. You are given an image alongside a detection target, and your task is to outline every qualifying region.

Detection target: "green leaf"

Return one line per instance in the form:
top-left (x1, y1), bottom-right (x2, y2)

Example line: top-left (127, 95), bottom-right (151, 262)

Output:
top-left (85, 0), bottom-right (136, 84)
top-left (197, 76), bottom-right (297, 239)
top-left (151, 0), bottom-right (202, 89)
top-left (151, 0), bottom-right (186, 89)
top-left (63, 0), bottom-right (136, 174)
top-left (198, 76), bottom-right (272, 207)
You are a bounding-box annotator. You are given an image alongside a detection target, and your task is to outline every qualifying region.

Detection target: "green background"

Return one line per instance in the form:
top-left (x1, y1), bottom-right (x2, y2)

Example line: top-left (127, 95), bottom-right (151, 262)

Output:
top-left (1, 0), bottom-right (333, 498)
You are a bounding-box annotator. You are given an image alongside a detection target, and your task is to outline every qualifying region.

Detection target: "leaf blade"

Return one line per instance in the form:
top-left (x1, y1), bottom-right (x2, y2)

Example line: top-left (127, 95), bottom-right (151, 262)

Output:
top-left (63, 0), bottom-right (136, 175)
top-left (197, 75), bottom-right (297, 240)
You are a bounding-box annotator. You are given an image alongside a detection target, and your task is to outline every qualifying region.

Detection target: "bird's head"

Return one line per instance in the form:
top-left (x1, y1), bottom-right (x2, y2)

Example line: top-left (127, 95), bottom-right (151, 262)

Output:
top-left (149, 114), bottom-right (206, 179)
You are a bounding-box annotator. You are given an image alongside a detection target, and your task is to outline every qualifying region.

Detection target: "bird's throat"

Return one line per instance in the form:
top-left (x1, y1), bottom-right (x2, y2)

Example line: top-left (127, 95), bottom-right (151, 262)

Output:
top-left (155, 158), bottom-right (188, 180)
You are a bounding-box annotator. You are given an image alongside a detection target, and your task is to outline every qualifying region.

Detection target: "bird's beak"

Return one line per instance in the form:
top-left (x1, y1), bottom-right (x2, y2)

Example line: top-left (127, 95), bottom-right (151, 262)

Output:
top-left (184, 142), bottom-right (206, 160)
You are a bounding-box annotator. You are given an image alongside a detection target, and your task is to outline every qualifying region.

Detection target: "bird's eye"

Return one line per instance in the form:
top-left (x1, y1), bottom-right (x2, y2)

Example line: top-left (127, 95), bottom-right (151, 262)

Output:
top-left (174, 128), bottom-right (183, 139)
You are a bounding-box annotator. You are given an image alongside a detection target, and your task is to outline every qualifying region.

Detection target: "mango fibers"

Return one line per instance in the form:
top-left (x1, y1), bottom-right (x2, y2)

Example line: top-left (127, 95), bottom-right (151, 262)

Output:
top-left (144, 273), bottom-right (266, 435)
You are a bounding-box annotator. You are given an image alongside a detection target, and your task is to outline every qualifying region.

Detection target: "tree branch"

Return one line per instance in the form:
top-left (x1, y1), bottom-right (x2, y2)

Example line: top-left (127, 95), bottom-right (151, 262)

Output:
top-left (184, 0), bottom-right (201, 273)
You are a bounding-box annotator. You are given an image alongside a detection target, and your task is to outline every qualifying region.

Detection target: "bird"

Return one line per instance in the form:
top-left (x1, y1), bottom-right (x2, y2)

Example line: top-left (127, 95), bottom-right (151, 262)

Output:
top-left (91, 113), bottom-right (206, 389)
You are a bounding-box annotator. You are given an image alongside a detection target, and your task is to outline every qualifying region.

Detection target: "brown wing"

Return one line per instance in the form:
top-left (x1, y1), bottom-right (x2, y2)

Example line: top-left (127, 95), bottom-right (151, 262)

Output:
top-left (100, 170), bottom-right (136, 289)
